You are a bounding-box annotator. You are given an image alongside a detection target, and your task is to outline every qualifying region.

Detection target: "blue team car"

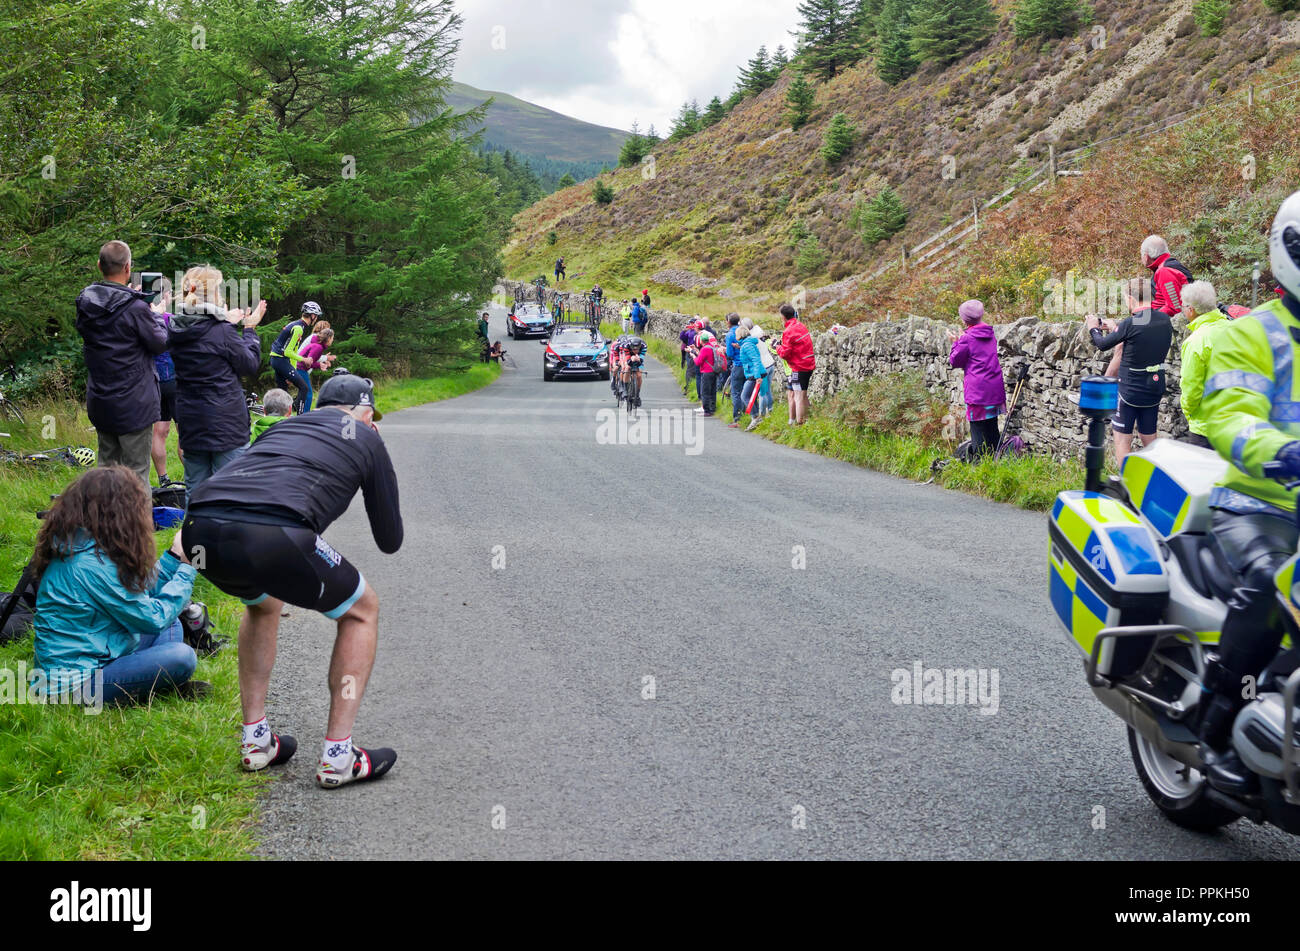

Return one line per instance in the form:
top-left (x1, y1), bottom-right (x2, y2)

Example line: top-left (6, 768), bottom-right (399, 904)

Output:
top-left (507, 302), bottom-right (555, 339)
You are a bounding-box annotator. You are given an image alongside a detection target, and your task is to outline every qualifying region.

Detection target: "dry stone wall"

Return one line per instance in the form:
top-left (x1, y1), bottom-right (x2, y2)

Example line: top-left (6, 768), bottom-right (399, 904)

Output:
top-left (497, 279), bottom-right (1196, 460)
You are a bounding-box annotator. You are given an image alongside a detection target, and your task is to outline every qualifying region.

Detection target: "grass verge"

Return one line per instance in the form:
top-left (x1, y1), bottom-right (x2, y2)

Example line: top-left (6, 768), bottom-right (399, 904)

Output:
top-left (0, 362), bottom-right (499, 859)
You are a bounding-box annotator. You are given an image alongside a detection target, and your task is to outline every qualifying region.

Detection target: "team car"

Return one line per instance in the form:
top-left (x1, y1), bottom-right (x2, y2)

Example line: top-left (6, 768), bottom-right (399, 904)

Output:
top-left (507, 302), bottom-right (555, 339)
top-left (543, 327), bottom-right (610, 382)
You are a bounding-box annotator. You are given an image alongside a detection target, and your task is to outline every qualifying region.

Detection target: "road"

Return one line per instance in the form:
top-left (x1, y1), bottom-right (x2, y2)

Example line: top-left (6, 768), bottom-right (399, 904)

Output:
top-left (255, 303), bottom-right (1300, 859)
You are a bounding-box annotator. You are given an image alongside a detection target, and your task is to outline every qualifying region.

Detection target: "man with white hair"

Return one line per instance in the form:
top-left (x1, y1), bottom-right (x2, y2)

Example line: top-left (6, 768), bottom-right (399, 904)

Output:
top-left (1177, 280), bottom-right (1230, 449)
top-left (1141, 235), bottom-right (1194, 317)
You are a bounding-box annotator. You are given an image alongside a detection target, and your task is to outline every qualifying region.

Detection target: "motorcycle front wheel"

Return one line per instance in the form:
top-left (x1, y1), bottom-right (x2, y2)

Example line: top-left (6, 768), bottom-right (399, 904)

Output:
top-left (1127, 727), bottom-right (1240, 831)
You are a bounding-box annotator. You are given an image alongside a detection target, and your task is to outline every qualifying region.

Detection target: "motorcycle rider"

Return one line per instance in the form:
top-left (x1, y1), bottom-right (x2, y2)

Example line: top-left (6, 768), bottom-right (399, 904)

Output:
top-left (1197, 189), bottom-right (1300, 793)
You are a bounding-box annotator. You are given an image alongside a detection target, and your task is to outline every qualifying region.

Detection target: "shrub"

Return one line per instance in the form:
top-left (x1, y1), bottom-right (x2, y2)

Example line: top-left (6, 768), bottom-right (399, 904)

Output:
top-left (592, 179), bottom-right (614, 205)
top-left (1193, 0), bottom-right (1229, 36)
top-left (826, 372), bottom-right (948, 445)
top-left (820, 113), bottom-right (857, 163)
top-left (795, 235), bottom-right (828, 276)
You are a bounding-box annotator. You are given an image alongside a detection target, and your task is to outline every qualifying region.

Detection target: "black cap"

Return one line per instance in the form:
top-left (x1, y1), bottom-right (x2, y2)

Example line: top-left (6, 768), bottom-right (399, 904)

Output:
top-left (317, 374), bottom-right (382, 420)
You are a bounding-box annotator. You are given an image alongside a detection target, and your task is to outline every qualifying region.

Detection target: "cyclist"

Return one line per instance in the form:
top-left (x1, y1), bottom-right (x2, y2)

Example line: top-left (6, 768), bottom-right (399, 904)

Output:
top-left (270, 302), bottom-right (324, 413)
top-left (621, 334), bottom-right (648, 409)
top-left (610, 335), bottom-right (630, 404)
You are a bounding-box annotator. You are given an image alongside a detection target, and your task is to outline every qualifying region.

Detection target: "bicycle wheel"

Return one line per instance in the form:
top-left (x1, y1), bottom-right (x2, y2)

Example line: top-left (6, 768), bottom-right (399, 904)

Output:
top-left (1, 397), bottom-right (24, 426)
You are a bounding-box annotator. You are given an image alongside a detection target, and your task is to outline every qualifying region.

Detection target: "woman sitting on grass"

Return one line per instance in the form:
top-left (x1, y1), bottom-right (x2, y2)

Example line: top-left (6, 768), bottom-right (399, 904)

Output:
top-left (30, 466), bottom-right (204, 705)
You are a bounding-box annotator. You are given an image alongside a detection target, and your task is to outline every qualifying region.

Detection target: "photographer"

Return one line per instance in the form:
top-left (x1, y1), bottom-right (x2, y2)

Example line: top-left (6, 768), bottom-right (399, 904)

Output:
top-left (74, 240), bottom-right (168, 484)
top-left (168, 266), bottom-right (266, 490)
top-left (1085, 278), bottom-right (1173, 466)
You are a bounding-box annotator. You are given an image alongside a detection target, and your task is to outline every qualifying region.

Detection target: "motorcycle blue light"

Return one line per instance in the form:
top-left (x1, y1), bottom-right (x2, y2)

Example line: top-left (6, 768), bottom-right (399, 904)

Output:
top-left (1079, 375), bottom-right (1119, 414)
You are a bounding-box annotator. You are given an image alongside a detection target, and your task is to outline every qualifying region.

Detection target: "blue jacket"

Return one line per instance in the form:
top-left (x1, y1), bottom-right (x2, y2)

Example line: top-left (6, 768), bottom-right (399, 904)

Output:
top-left (726, 328), bottom-right (741, 367)
top-left (739, 336), bottom-right (765, 379)
top-left (32, 533), bottom-right (196, 692)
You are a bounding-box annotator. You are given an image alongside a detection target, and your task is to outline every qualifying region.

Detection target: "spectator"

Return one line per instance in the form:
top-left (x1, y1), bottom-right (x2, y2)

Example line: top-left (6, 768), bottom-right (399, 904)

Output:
top-left (487, 341), bottom-right (506, 363)
top-left (251, 389), bottom-right (294, 444)
top-left (679, 319), bottom-right (698, 396)
top-left (555, 257), bottom-right (566, 281)
top-left (725, 314), bottom-right (744, 425)
top-left (1142, 235), bottom-right (1194, 317)
top-left (297, 328), bottom-right (337, 410)
top-left (148, 279), bottom-right (179, 487)
top-left (169, 266), bottom-right (266, 490)
top-left (753, 325), bottom-right (777, 424)
top-left (1086, 278), bottom-right (1173, 466)
top-left (946, 300), bottom-right (1007, 458)
top-left (476, 312), bottom-right (491, 362)
top-left (737, 325), bottom-right (765, 430)
top-left (694, 330), bottom-right (718, 417)
top-left (1179, 280), bottom-right (1231, 450)
top-left (30, 467), bottom-right (202, 705)
top-left (632, 299), bottom-right (648, 336)
top-left (642, 289), bottom-right (651, 308)
top-left (75, 240), bottom-right (168, 484)
top-left (270, 303), bottom-right (324, 411)
top-left (620, 300), bottom-right (632, 332)
top-left (775, 304), bottom-right (816, 425)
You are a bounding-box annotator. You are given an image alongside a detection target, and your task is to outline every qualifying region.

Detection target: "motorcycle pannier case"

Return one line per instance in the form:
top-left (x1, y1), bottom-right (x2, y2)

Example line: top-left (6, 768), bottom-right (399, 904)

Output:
top-left (1120, 440), bottom-right (1227, 538)
top-left (1048, 491), bottom-right (1170, 677)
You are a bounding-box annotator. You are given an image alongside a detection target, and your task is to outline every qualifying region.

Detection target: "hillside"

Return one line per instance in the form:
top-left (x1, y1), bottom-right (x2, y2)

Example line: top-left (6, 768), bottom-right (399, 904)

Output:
top-left (504, 0), bottom-right (1300, 323)
top-left (448, 81), bottom-right (629, 178)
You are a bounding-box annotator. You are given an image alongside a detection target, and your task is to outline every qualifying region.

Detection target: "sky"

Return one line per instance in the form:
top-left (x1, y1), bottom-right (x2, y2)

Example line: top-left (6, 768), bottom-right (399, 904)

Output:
top-left (451, 0), bottom-right (802, 133)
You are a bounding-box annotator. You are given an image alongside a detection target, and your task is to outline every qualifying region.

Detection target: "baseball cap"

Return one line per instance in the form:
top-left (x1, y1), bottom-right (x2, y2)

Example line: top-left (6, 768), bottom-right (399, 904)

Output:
top-left (317, 374), bottom-right (383, 420)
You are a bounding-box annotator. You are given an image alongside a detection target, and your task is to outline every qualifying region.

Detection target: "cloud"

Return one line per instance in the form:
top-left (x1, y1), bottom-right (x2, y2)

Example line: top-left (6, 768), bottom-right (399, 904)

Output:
top-left (453, 0), bottom-right (800, 131)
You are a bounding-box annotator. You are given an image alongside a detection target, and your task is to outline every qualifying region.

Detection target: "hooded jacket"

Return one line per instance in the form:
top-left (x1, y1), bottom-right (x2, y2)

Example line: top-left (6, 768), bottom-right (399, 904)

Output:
top-left (1148, 252), bottom-right (1194, 316)
top-left (168, 302), bottom-right (262, 453)
top-left (949, 323), bottom-right (1007, 409)
top-left (32, 533), bottom-right (195, 693)
top-left (1180, 307), bottom-right (1230, 437)
top-left (75, 282), bottom-right (167, 434)
top-left (739, 336), bottom-right (765, 379)
top-left (776, 318), bottom-right (815, 372)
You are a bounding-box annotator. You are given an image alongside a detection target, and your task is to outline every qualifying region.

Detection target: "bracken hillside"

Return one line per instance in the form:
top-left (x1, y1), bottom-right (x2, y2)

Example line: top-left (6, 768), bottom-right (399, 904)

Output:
top-left (503, 0), bottom-right (1300, 327)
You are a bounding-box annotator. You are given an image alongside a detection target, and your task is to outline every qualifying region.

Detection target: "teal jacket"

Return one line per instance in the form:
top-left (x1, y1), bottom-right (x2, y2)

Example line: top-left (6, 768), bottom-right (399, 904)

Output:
top-left (32, 533), bottom-right (196, 691)
top-left (739, 336), bottom-right (765, 379)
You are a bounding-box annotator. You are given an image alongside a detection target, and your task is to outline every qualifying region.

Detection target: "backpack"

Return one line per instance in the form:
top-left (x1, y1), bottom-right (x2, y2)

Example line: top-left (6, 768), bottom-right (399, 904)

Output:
top-left (712, 343), bottom-right (728, 373)
top-left (0, 563), bottom-right (39, 645)
top-left (180, 601), bottom-right (225, 657)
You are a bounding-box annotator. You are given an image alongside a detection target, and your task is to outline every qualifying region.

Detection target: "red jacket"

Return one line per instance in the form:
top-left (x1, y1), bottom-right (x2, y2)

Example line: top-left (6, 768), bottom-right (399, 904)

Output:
top-left (776, 319), bottom-right (815, 371)
top-left (1148, 253), bottom-right (1193, 316)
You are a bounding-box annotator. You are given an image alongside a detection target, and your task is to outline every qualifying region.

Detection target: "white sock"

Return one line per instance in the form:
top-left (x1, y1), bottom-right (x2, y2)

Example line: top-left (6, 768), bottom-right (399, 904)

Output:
top-left (242, 717), bottom-right (271, 749)
top-left (322, 736), bottom-right (354, 771)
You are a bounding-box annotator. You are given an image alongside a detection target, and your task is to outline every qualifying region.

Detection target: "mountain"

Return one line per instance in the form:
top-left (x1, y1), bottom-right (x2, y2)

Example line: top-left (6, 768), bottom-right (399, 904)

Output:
top-left (503, 0), bottom-right (1300, 323)
top-left (447, 81), bottom-right (630, 178)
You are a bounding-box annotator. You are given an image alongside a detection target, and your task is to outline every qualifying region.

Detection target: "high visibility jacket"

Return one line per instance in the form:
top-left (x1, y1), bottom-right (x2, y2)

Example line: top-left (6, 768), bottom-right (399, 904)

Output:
top-left (1201, 295), bottom-right (1300, 514)
top-left (1179, 307), bottom-right (1230, 437)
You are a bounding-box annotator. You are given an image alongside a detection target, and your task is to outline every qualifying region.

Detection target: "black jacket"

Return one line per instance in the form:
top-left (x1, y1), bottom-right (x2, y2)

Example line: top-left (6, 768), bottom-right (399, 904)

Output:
top-left (168, 303), bottom-right (262, 453)
top-left (188, 409), bottom-right (403, 553)
top-left (75, 282), bottom-right (166, 434)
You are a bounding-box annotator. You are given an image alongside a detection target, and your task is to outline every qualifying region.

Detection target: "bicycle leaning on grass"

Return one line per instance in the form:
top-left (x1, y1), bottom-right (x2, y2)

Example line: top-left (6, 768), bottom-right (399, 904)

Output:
top-left (0, 356), bottom-right (25, 426)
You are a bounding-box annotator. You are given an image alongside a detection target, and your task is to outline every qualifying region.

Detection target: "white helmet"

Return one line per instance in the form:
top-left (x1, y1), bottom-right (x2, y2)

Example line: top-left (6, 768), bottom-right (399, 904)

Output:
top-left (1271, 189), bottom-right (1300, 300)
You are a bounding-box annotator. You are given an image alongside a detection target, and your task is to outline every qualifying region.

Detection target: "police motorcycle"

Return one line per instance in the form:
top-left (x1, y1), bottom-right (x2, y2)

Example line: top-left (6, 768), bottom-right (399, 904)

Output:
top-left (1049, 376), bottom-right (1300, 833)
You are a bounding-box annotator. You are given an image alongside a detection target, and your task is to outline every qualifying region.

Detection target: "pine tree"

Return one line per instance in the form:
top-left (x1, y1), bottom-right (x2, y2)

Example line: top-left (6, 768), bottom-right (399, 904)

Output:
top-left (558, 173), bottom-right (576, 188)
top-left (669, 100), bottom-right (703, 140)
top-left (738, 46), bottom-right (778, 96)
top-left (1011, 0), bottom-right (1093, 40)
top-left (876, 0), bottom-right (917, 85)
top-left (853, 187), bottom-right (908, 245)
top-left (910, 0), bottom-right (996, 66)
top-left (773, 45), bottom-right (790, 68)
top-left (1192, 0), bottom-right (1229, 36)
top-left (592, 179), bottom-right (614, 205)
top-left (703, 96), bottom-right (727, 126)
top-left (618, 121), bottom-right (650, 167)
top-left (820, 112), bottom-right (856, 163)
top-left (797, 0), bottom-right (865, 81)
top-left (786, 72), bottom-right (817, 131)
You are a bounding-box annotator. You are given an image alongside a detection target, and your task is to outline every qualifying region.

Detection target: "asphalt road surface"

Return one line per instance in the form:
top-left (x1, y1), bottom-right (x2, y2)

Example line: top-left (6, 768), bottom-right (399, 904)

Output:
top-left (256, 304), bottom-right (1300, 859)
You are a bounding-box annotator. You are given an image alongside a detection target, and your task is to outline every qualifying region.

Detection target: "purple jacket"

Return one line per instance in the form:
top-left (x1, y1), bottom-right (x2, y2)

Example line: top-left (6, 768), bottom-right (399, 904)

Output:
top-left (949, 323), bottom-right (1007, 408)
top-left (75, 282), bottom-right (167, 434)
top-left (679, 327), bottom-right (697, 349)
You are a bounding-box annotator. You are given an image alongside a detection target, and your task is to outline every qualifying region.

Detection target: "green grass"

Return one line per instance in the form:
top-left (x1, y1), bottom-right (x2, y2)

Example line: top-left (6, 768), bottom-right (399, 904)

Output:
top-left (0, 363), bottom-right (499, 859)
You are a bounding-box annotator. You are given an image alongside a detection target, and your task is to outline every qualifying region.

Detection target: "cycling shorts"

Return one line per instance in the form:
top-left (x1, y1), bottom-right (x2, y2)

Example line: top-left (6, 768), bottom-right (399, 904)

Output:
top-left (180, 515), bottom-right (366, 619)
top-left (1112, 398), bottom-right (1160, 436)
top-left (787, 370), bottom-right (814, 392)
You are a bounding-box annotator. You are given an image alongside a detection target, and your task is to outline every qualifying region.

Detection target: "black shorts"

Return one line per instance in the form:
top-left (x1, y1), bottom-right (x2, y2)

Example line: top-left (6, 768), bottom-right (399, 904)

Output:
top-left (1112, 398), bottom-right (1160, 436)
top-left (787, 370), bottom-right (814, 392)
top-left (180, 515), bottom-right (366, 619)
top-left (159, 378), bottom-right (177, 422)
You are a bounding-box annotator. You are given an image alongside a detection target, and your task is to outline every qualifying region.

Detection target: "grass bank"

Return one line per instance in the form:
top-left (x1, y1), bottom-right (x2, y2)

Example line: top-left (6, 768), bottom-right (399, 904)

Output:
top-left (0, 362), bottom-right (498, 859)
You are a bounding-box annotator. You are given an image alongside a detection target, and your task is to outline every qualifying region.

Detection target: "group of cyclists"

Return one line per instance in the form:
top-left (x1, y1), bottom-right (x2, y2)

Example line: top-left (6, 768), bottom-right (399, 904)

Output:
top-left (608, 331), bottom-right (649, 411)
